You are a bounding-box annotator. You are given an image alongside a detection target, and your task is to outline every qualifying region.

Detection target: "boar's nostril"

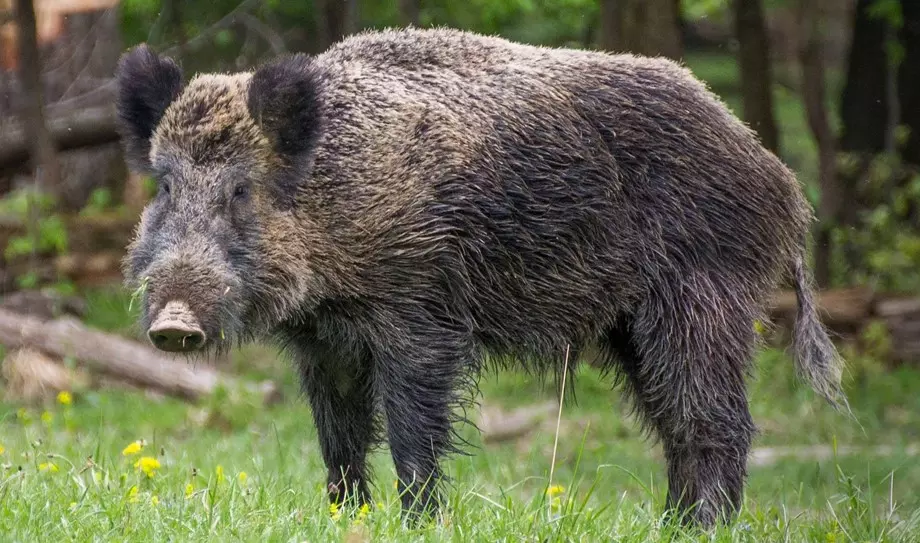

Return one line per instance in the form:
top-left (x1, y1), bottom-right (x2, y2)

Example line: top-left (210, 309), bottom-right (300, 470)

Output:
top-left (147, 301), bottom-right (207, 353)
top-left (148, 325), bottom-right (206, 352)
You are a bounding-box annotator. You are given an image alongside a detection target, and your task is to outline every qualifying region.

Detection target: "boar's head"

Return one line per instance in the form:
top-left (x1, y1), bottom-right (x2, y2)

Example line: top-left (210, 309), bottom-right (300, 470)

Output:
top-left (115, 45), bottom-right (328, 354)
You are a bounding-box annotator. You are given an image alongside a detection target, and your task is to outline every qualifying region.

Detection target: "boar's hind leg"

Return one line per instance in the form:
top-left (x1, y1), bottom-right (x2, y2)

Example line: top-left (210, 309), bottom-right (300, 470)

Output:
top-left (291, 334), bottom-right (377, 510)
top-left (606, 276), bottom-right (758, 528)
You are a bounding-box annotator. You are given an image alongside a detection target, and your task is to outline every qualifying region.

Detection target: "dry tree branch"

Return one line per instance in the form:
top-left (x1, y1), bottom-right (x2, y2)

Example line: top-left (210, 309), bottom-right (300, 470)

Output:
top-left (237, 12), bottom-right (286, 55)
top-left (159, 0), bottom-right (260, 58)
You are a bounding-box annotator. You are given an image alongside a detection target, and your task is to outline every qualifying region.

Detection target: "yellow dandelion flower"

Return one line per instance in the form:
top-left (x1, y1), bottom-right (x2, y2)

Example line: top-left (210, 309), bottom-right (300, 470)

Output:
top-left (329, 501), bottom-right (341, 521)
top-left (0, 444), bottom-right (5, 455)
top-left (356, 502), bottom-right (371, 521)
top-left (127, 485), bottom-right (139, 503)
top-left (57, 391), bottom-right (73, 406)
top-left (122, 440), bottom-right (145, 456)
top-left (134, 456), bottom-right (161, 478)
top-left (546, 484), bottom-right (565, 497)
top-left (215, 465), bottom-right (225, 483)
top-left (38, 462), bottom-right (58, 472)
top-left (185, 483), bottom-right (195, 498)
top-left (41, 411), bottom-right (53, 424)
top-left (151, 495), bottom-right (160, 506)
top-left (238, 471), bottom-right (248, 484)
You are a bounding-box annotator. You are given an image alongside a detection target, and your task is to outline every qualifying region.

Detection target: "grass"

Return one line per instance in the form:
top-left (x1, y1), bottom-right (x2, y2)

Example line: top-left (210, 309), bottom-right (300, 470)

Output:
top-left (2, 286), bottom-right (920, 542)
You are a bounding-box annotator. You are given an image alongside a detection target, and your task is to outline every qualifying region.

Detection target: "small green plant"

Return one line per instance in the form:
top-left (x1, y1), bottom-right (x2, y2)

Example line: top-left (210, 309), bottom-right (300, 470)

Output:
top-left (0, 188), bottom-right (70, 289)
top-left (832, 151), bottom-right (920, 293)
top-left (128, 276), bottom-right (150, 312)
top-left (3, 213), bottom-right (68, 260)
top-left (79, 188), bottom-right (116, 217)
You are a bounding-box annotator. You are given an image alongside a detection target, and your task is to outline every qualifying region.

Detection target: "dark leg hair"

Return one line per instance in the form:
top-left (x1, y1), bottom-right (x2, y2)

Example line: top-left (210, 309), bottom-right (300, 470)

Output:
top-left (365, 307), bottom-right (476, 522)
top-left (289, 327), bottom-right (378, 509)
top-left (605, 273), bottom-right (759, 527)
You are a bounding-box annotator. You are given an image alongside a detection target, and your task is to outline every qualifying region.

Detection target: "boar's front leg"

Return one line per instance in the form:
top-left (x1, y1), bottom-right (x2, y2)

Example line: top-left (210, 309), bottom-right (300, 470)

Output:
top-left (370, 312), bottom-right (474, 522)
top-left (289, 330), bottom-right (377, 510)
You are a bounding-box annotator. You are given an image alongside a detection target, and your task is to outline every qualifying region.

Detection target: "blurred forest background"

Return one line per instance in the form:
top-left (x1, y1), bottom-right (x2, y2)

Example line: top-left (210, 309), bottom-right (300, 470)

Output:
top-left (0, 0), bottom-right (919, 422)
top-left (1, 1), bottom-right (920, 540)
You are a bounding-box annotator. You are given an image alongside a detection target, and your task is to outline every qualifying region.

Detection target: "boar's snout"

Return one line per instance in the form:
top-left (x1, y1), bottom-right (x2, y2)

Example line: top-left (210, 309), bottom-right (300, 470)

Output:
top-left (147, 300), bottom-right (207, 353)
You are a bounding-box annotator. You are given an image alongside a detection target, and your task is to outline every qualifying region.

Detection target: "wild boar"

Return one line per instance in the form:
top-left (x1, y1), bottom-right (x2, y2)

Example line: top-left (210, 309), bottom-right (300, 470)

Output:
top-left (114, 27), bottom-right (845, 527)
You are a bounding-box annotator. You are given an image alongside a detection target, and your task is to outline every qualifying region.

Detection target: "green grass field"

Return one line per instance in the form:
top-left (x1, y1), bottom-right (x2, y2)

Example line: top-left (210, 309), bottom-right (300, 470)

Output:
top-left (2, 55), bottom-right (919, 542)
top-left (2, 285), bottom-right (920, 542)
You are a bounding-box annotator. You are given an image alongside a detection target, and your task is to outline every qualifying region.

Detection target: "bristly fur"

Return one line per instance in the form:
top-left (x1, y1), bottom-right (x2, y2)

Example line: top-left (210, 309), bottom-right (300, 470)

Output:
top-left (114, 27), bottom-right (847, 529)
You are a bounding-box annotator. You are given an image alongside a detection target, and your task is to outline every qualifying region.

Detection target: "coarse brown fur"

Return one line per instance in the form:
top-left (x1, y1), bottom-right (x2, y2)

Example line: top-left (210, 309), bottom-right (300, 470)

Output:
top-left (115, 26), bottom-right (846, 528)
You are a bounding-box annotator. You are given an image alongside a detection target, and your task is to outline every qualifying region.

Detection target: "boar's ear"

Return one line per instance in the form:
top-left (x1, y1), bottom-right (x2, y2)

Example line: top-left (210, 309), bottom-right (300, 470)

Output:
top-left (115, 44), bottom-right (184, 173)
top-left (247, 53), bottom-right (323, 161)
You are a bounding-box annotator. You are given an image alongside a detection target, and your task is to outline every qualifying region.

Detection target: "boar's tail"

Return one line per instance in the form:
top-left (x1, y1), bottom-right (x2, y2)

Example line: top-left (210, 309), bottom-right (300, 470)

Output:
top-left (789, 254), bottom-right (849, 411)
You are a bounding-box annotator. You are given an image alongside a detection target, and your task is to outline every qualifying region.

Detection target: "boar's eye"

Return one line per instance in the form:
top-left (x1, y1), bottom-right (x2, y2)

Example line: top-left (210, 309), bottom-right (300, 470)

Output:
top-left (232, 184), bottom-right (250, 201)
top-left (160, 181), bottom-right (171, 196)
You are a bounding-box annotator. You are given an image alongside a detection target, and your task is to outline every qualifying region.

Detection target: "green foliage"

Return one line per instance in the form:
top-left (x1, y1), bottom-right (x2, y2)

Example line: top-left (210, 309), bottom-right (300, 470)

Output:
top-left (79, 188), bottom-right (116, 218)
top-left (867, 0), bottom-right (904, 29)
top-left (832, 151), bottom-right (920, 293)
top-left (0, 189), bottom-right (68, 261)
top-left (682, 0), bottom-right (730, 22)
top-left (119, 0), bottom-right (597, 61)
top-left (868, 0), bottom-right (906, 66)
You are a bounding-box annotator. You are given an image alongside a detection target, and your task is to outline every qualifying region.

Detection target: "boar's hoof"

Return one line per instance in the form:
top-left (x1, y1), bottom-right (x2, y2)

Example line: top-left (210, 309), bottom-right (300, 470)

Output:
top-left (148, 301), bottom-right (206, 352)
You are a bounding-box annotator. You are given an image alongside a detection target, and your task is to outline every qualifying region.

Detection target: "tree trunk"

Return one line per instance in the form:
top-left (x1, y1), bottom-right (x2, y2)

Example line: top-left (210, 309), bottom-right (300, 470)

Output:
top-left (37, 8), bottom-right (125, 213)
top-left (734, 0), bottom-right (780, 153)
top-left (399, 0), bottom-right (421, 27)
top-left (799, 0), bottom-right (839, 288)
top-left (839, 0), bottom-right (890, 155)
top-left (836, 0), bottom-right (920, 275)
top-left (599, 0), bottom-right (683, 59)
top-left (317, 0), bottom-right (359, 51)
top-left (898, 0), bottom-right (920, 165)
top-left (598, 0), bottom-right (624, 52)
top-left (14, 0), bottom-right (61, 192)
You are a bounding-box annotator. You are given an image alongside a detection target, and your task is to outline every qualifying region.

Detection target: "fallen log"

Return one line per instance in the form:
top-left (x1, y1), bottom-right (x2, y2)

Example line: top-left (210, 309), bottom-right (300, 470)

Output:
top-left (480, 401), bottom-right (559, 444)
top-left (768, 286), bottom-right (876, 330)
top-left (1, 347), bottom-right (91, 403)
top-left (0, 105), bottom-right (121, 174)
top-left (767, 287), bottom-right (920, 365)
top-left (0, 288), bottom-right (86, 320)
top-left (0, 307), bottom-right (279, 404)
top-left (750, 442), bottom-right (920, 467)
top-left (876, 297), bottom-right (920, 364)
